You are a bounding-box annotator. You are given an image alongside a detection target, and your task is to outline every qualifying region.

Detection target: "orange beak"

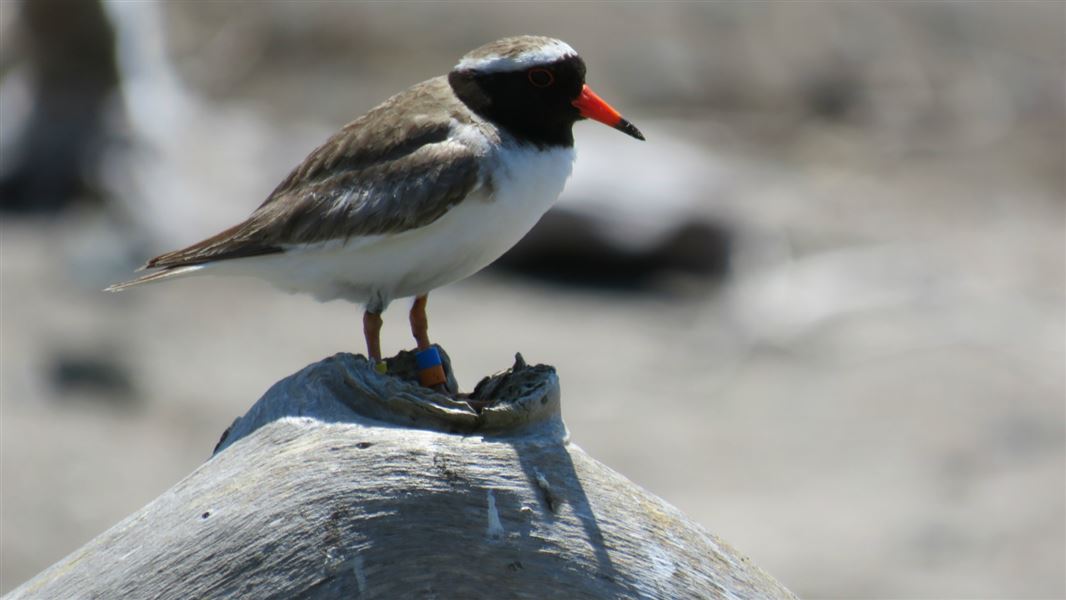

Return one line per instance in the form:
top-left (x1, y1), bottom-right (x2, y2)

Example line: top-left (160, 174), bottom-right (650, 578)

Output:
top-left (572, 84), bottom-right (645, 140)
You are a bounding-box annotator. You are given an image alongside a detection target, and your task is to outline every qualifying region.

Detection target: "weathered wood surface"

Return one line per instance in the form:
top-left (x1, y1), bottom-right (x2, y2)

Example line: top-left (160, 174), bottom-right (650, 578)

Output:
top-left (8, 350), bottom-right (797, 600)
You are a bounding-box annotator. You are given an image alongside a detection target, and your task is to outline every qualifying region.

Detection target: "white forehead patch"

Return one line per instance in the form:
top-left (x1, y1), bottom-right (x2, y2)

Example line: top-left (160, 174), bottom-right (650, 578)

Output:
top-left (455, 39), bottom-right (577, 74)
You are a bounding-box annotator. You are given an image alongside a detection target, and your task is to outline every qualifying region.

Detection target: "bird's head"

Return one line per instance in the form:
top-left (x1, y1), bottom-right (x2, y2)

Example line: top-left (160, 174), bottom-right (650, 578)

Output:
top-left (449, 36), bottom-right (644, 148)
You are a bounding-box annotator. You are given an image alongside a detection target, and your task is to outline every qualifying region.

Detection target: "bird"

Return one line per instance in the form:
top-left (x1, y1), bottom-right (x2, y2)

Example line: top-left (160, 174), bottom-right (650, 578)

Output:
top-left (108, 35), bottom-right (644, 385)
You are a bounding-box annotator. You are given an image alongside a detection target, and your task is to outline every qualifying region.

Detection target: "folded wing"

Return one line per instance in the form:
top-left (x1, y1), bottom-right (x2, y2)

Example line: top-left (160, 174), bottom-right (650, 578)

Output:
top-left (146, 76), bottom-right (486, 271)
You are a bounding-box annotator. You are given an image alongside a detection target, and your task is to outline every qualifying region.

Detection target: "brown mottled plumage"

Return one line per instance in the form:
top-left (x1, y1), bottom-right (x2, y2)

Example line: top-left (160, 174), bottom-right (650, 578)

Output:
top-left (147, 77), bottom-right (488, 269)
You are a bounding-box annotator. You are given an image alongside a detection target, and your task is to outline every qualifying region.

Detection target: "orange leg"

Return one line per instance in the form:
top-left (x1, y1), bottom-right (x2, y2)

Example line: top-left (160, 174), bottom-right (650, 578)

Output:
top-left (409, 294), bottom-right (431, 350)
top-left (410, 294), bottom-right (446, 387)
top-left (363, 310), bottom-right (383, 363)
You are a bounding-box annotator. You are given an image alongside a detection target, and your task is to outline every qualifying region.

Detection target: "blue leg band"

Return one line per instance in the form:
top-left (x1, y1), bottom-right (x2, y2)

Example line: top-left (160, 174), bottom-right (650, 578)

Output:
top-left (415, 347), bottom-right (443, 370)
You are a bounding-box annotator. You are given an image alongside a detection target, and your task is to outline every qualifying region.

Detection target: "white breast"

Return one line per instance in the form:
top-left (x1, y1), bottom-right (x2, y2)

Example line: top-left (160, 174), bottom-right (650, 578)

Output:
top-left (235, 140), bottom-right (575, 310)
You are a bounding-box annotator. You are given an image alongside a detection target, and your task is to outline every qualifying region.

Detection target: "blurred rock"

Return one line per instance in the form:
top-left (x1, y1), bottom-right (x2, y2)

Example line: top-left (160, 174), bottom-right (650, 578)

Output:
top-left (46, 350), bottom-right (137, 408)
top-left (495, 210), bottom-right (730, 292)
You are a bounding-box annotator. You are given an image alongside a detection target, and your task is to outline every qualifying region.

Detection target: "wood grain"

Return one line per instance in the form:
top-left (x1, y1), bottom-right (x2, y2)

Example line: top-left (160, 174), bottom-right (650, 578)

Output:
top-left (7, 352), bottom-right (796, 600)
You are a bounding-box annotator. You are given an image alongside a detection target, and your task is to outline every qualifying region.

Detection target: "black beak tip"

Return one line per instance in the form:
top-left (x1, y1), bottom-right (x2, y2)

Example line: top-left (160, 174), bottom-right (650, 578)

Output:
top-left (616, 118), bottom-right (645, 141)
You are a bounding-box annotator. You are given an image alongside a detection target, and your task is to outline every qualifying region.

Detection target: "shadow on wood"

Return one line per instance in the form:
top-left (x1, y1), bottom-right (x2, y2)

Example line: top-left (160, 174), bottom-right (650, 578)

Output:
top-left (7, 350), bottom-right (797, 599)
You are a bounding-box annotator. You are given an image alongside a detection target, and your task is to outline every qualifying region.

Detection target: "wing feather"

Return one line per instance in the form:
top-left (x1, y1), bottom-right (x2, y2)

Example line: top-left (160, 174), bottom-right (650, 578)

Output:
top-left (146, 77), bottom-right (487, 270)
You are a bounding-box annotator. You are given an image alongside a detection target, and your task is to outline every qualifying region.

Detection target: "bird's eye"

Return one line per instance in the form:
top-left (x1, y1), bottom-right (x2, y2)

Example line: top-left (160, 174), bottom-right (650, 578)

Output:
top-left (527, 68), bottom-right (554, 88)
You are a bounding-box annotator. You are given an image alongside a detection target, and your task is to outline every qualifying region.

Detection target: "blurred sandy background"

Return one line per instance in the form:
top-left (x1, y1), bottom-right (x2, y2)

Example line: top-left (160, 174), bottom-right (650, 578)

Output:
top-left (1, 2), bottom-right (1063, 598)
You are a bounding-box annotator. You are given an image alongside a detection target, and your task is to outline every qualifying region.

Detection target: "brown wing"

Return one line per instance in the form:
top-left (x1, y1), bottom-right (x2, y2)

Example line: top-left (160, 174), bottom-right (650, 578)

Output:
top-left (147, 77), bottom-right (487, 270)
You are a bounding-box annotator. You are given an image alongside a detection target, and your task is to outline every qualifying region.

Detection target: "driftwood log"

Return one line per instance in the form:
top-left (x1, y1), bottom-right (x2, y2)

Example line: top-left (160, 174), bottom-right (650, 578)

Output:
top-left (8, 349), bottom-right (797, 599)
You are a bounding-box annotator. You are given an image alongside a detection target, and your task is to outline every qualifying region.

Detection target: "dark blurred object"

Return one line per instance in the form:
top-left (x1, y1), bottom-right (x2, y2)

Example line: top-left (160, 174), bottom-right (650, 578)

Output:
top-left (47, 350), bottom-right (137, 408)
top-left (802, 67), bottom-right (863, 122)
top-left (0, 0), bottom-right (120, 214)
top-left (493, 208), bottom-right (731, 292)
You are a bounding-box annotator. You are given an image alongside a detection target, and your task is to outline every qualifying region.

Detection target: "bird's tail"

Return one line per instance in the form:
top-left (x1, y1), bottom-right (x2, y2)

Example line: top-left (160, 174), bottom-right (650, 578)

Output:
top-left (105, 265), bottom-right (206, 292)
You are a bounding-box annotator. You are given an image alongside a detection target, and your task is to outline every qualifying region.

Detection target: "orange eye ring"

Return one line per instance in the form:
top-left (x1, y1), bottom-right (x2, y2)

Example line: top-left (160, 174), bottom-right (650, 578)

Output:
top-left (527, 67), bottom-right (554, 88)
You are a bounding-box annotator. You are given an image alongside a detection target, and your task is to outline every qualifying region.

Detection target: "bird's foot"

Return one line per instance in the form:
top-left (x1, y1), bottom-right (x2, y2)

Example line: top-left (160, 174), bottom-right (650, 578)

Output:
top-left (370, 345), bottom-right (459, 395)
